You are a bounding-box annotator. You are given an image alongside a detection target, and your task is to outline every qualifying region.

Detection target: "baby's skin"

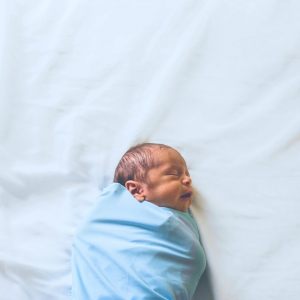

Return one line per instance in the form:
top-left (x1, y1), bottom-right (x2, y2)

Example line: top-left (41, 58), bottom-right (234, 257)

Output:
top-left (125, 148), bottom-right (193, 212)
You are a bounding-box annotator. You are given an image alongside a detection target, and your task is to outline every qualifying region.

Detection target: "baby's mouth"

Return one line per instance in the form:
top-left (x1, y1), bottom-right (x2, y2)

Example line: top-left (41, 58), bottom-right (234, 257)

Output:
top-left (180, 192), bottom-right (193, 199)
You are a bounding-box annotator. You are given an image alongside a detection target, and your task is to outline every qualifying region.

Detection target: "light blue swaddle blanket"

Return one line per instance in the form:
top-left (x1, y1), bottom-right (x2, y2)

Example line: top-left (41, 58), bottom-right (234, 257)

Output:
top-left (70, 183), bottom-right (206, 300)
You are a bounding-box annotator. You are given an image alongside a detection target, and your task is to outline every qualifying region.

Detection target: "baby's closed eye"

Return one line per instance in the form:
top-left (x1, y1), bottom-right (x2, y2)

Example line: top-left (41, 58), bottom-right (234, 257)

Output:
top-left (166, 170), bottom-right (180, 176)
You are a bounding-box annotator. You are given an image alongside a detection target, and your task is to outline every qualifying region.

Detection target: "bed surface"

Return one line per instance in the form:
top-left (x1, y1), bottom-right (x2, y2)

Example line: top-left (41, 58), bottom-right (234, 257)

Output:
top-left (0, 1), bottom-right (299, 299)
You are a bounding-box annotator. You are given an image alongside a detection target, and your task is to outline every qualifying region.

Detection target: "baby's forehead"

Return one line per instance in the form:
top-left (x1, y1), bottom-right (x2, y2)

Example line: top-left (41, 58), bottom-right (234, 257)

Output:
top-left (151, 148), bottom-right (187, 169)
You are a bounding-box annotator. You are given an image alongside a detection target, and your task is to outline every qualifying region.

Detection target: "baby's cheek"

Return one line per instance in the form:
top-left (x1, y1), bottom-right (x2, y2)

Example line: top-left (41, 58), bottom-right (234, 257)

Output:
top-left (165, 184), bottom-right (179, 195)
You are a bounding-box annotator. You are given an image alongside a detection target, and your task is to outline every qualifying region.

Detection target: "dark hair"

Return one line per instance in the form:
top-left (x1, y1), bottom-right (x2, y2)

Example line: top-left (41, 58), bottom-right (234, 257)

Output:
top-left (113, 143), bottom-right (172, 186)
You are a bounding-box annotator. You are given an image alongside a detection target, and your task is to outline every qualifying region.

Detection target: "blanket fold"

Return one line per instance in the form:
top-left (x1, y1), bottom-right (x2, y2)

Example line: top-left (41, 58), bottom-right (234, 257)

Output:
top-left (71, 183), bottom-right (206, 300)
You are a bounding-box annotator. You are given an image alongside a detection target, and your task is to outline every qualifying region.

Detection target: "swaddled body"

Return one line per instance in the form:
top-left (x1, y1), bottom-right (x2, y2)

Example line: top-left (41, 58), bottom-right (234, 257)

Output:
top-left (71, 183), bottom-right (206, 299)
top-left (71, 143), bottom-right (206, 299)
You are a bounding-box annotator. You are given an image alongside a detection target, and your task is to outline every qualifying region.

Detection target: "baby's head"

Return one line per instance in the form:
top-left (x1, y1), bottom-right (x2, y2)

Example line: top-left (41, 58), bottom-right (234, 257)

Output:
top-left (114, 143), bottom-right (193, 212)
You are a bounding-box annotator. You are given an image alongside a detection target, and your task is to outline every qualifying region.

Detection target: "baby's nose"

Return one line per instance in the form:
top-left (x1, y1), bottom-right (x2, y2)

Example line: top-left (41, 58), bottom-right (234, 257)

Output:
top-left (183, 176), bottom-right (192, 186)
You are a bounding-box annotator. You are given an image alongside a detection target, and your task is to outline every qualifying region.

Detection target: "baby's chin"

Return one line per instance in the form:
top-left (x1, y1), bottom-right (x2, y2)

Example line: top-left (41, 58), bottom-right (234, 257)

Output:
top-left (148, 197), bottom-right (192, 212)
top-left (177, 208), bottom-right (189, 212)
top-left (167, 203), bottom-right (192, 212)
top-left (176, 198), bottom-right (193, 212)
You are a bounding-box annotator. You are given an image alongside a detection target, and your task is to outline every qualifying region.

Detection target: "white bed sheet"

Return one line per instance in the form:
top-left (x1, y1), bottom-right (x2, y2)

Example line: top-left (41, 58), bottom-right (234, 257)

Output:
top-left (0, 0), bottom-right (300, 299)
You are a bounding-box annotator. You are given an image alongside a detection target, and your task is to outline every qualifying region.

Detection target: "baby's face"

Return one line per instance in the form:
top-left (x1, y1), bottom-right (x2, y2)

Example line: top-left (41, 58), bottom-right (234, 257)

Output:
top-left (143, 148), bottom-right (193, 212)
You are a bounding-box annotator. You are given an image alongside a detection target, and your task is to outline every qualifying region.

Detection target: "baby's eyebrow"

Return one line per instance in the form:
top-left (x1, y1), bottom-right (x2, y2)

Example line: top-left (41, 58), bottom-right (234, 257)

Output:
top-left (165, 165), bottom-right (184, 173)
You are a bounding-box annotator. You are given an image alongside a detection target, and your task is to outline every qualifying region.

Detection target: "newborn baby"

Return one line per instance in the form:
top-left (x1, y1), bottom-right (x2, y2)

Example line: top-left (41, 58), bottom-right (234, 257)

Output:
top-left (114, 143), bottom-right (194, 212)
top-left (70, 143), bottom-right (206, 300)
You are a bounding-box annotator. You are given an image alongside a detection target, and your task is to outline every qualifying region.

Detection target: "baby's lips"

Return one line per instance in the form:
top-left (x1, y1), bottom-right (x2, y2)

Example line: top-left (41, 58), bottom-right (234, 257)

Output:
top-left (180, 190), bottom-right (193, 198)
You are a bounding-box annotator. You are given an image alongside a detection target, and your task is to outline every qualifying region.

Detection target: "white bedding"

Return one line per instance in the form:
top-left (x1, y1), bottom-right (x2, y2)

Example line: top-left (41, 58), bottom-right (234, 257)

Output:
top-left (0, 1), bottom-right (299, 299)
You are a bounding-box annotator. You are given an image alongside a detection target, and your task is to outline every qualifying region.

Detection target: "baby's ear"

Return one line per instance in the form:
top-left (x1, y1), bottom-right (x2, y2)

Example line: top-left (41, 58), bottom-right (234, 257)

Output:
top-left (125, 181), bottom-right (145, 202)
